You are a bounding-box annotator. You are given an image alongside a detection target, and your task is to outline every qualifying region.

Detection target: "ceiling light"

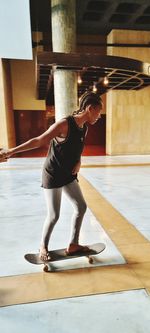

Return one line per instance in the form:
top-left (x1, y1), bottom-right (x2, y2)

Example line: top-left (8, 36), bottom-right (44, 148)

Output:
top-left (103, 76), bottom-right (109, 85)
top-left (92, 83), bottom-right (97, 92)
top-left (77, 74), bottom-right (82, 84)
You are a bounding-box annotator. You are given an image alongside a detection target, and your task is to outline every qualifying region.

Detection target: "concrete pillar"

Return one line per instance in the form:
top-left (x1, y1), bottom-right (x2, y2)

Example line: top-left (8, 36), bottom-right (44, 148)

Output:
top-left (0, 59), bottom-right (16, 148)
top-left (51, 0), bottom-right (77, 120)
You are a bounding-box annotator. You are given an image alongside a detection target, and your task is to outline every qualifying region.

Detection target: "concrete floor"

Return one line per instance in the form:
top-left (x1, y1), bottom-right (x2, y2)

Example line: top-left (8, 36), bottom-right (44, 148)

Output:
top-left (0, 156), bottom-right (150, 332)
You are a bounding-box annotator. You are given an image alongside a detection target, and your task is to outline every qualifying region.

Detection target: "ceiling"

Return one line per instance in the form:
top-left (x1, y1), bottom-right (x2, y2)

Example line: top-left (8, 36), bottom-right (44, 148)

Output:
top-left (30, 0), bottom-right (150, 103)
top-left (30, 0), bottom-right (150, 35)
top-left (76, 0), bottom-right (150, 35)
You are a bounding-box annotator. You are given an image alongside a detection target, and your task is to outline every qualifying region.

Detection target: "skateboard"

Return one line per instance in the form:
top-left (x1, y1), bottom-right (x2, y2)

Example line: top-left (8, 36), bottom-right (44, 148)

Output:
top-left (24, 242), bottom-right (106, 272)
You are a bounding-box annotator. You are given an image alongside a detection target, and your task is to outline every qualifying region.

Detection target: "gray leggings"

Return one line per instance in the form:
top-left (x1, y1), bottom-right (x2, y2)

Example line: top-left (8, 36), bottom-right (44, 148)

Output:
top-left (41, 180), bottom-right (87, 248)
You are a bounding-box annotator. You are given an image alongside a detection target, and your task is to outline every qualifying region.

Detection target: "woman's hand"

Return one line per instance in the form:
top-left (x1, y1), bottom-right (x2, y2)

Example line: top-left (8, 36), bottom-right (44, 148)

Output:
top-left (0, 148), bottom-right (11, 162)
top-left (72, 160), bottom-right (81, 175)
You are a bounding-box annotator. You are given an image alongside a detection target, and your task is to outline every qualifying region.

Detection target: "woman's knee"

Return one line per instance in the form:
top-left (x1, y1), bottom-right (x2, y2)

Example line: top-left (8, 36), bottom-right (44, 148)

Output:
top-left (82, 201), bottom-right (87, 214)
top-left (77, 200), bottom-right (87, 216)
top-left (46, 211), bottom-right (60, 225)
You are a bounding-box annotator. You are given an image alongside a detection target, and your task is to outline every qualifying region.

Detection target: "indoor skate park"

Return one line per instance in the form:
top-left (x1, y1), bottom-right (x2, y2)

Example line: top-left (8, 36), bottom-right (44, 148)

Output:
top-left (0, 1), bottom-right (150, 332)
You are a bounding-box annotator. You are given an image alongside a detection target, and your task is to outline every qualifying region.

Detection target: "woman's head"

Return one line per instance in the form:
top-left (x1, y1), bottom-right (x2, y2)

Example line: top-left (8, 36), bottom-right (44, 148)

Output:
top-left (79, 91), bottom-right (103, 111)
top-left (79, 91), bottom-right (103, 124)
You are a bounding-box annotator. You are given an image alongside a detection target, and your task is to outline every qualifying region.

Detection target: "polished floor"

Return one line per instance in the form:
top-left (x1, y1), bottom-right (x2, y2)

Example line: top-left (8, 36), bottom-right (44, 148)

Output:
top-left (0, 156), bottom-right (150, 332)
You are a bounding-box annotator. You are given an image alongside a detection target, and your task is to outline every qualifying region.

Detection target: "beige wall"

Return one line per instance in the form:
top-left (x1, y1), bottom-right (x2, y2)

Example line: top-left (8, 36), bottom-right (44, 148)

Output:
top-left (107, 89), bottom-right (150, 154)
top-left (10, 54), bottom-right (45, 111)
top-left (106, 30), bottom-right (150, 155)
top-left (0, 59), bottom-right (16, 148)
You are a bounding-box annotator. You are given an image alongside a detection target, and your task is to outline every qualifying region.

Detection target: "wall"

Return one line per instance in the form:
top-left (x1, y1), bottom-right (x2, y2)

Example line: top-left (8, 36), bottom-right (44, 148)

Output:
top-left (10, 54), bottom-right (45, 111)
top-left (85, 115), bottom-right (106, 146)
top-left (14, 110), bottom-right (54, 157)
top-left (106, 30), bottom-right (150, 155)
top-left (0, 59), bottom-right (16, 148)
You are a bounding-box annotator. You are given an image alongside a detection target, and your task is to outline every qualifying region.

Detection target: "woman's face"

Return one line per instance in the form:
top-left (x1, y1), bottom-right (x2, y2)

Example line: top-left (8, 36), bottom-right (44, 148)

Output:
top-left (88, 105), bottom-right (102, 124)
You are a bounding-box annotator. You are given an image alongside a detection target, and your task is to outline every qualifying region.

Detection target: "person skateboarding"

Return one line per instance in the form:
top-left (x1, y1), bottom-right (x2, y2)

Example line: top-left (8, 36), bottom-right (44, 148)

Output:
top-left (0, 92), bottom-right (103, 262)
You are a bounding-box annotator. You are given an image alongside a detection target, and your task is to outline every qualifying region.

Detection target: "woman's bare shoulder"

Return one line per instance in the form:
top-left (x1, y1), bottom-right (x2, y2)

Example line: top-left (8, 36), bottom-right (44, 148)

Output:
top-left (55, 117), bottom-right (70, 137)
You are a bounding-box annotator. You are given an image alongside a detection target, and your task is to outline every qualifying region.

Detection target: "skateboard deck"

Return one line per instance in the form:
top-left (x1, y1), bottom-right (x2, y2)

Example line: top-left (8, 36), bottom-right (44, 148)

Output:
top-left (24, 243), bottom-right (106, 272)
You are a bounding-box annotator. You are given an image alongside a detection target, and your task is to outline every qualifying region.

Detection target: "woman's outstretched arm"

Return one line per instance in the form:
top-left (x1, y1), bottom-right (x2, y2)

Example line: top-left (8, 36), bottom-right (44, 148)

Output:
top-left (0, 118), bottom-right (68, 161)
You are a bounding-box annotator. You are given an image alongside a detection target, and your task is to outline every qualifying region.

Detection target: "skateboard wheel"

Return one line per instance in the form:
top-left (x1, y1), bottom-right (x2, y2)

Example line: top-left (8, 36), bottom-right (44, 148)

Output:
top-left (88, 257), bottom-right (94, 264)
top-left (43, 264), bottom-right (49, 272)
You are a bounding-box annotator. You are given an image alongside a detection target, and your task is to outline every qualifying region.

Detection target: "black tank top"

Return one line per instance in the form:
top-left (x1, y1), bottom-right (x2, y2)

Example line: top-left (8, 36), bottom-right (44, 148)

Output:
top-left (42, 116), bottom-right (87, 188)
